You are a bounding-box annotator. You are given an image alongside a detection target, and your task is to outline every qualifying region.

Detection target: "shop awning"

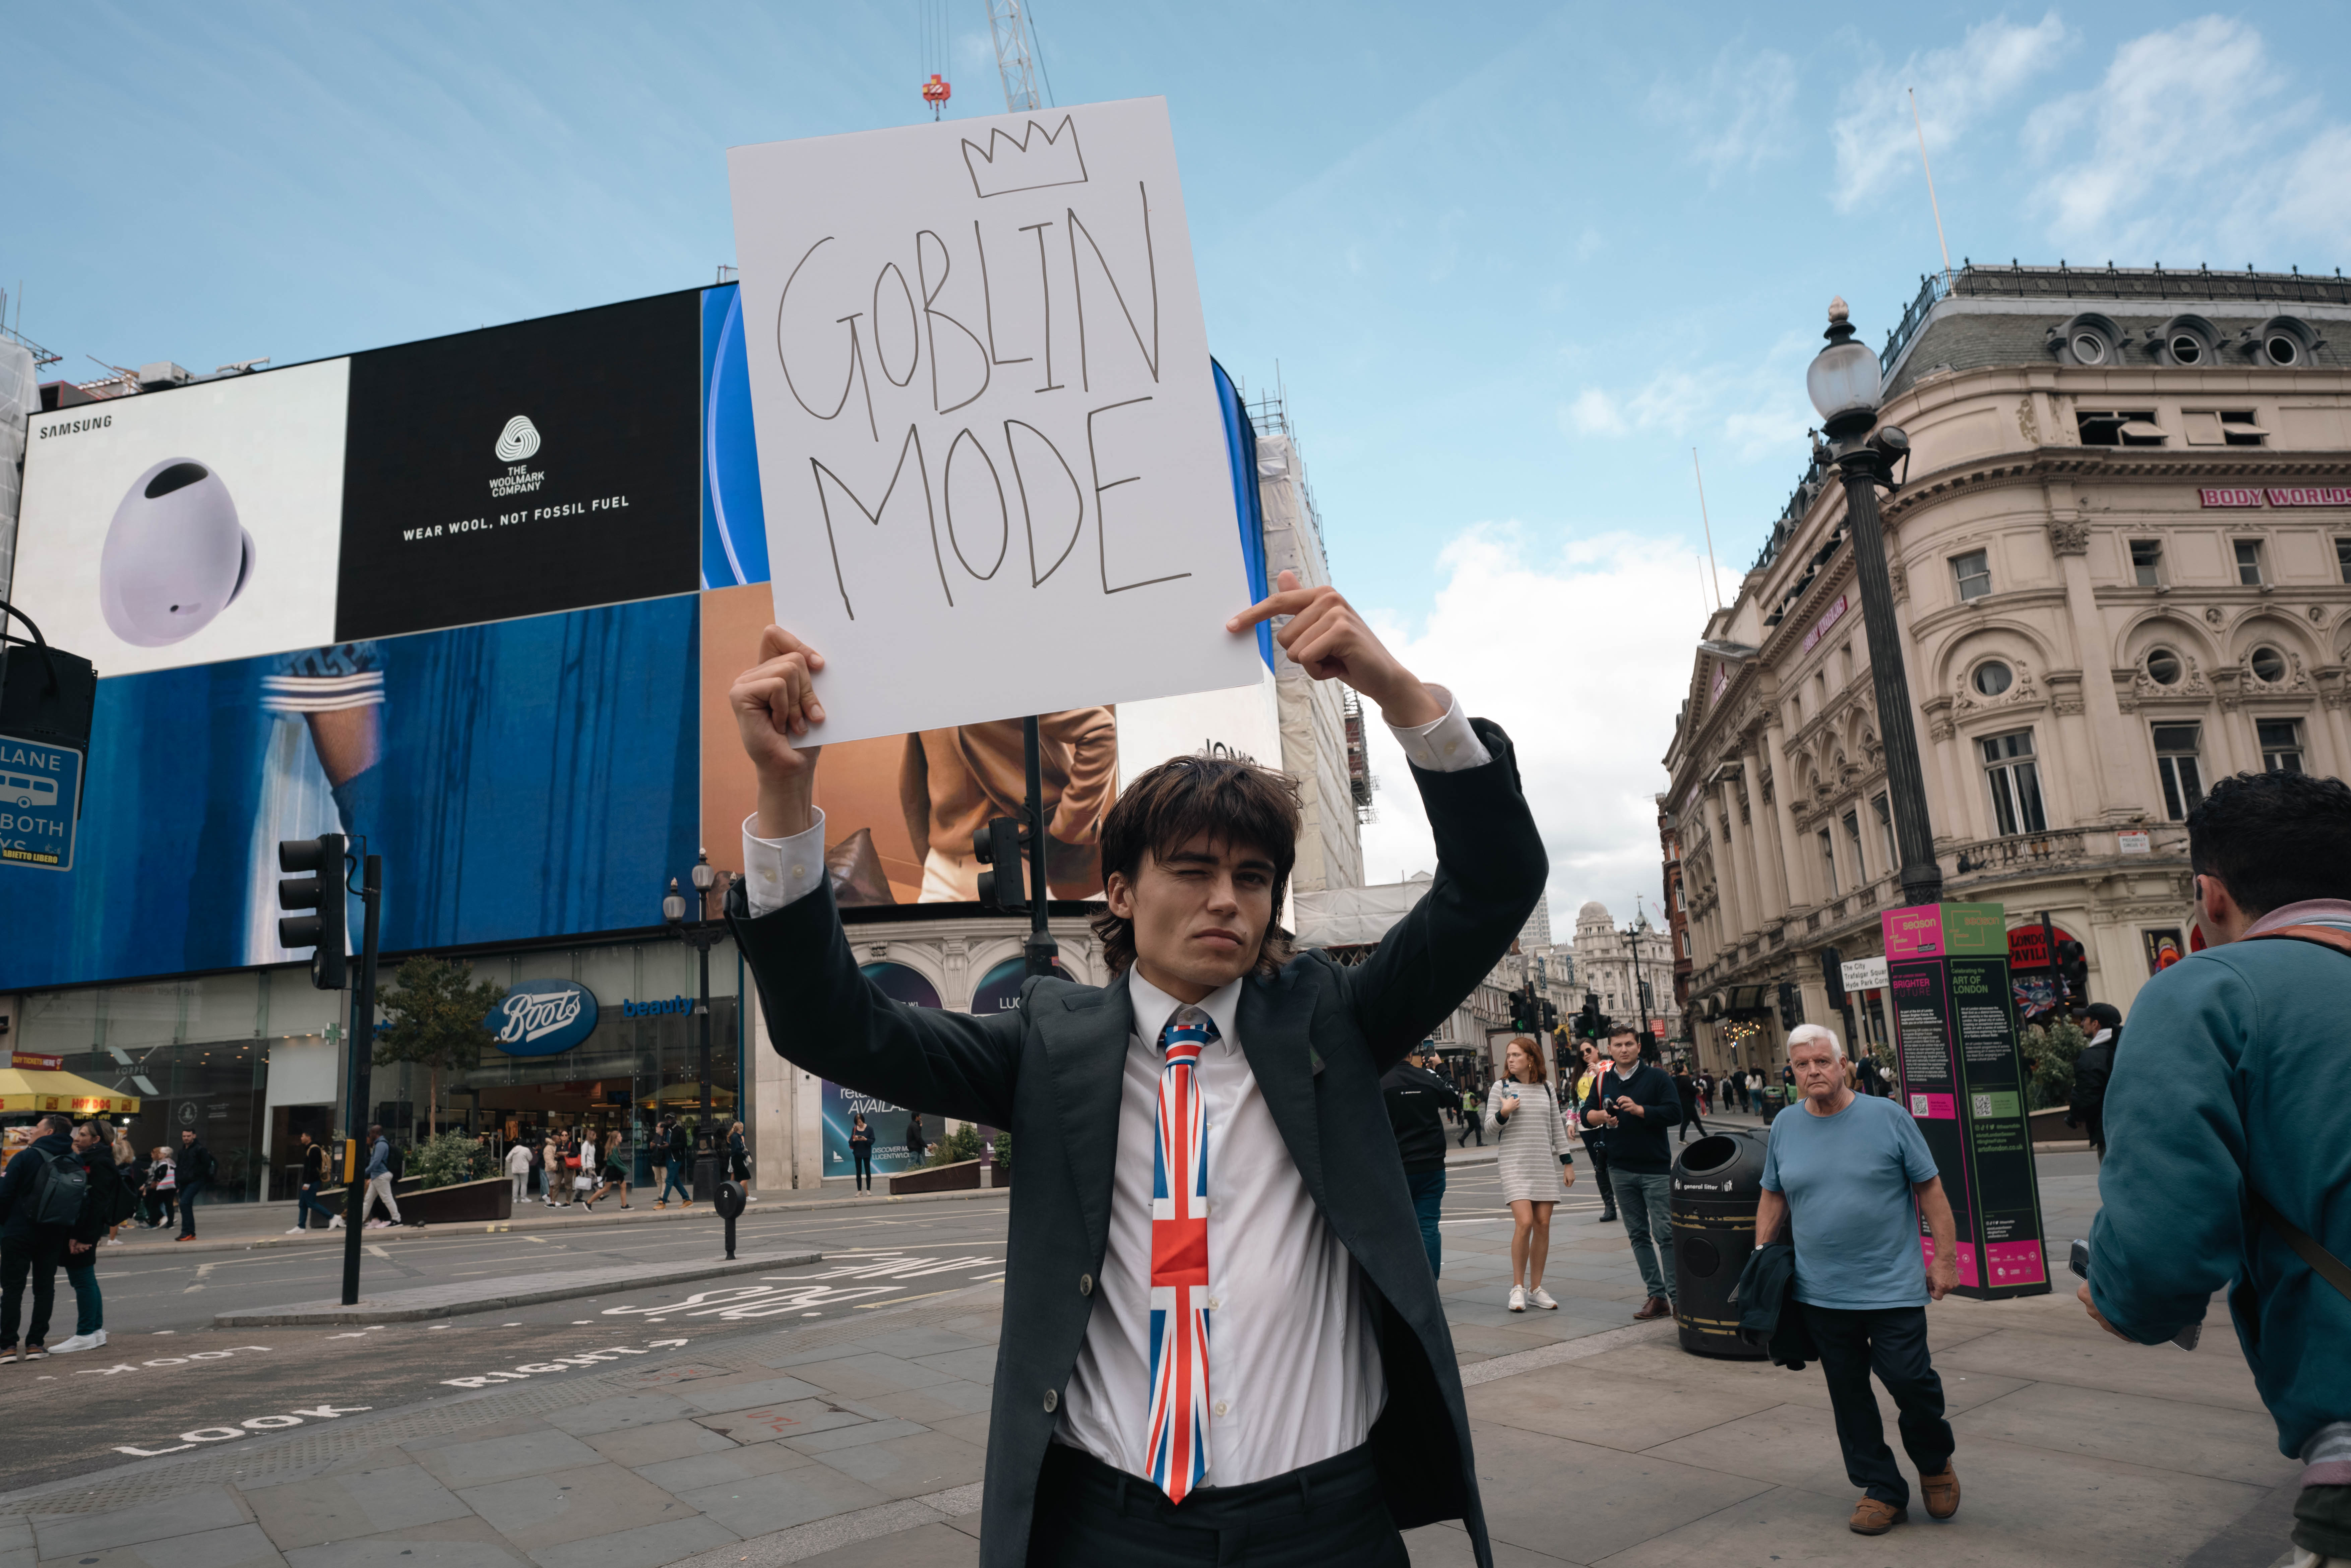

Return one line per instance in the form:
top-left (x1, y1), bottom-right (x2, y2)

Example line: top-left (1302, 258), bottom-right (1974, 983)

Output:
top-left (0, 1069), bottom-right (142, 1117)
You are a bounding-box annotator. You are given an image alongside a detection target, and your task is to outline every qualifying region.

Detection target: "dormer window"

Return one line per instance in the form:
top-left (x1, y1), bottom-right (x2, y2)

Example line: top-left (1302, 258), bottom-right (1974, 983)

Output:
top-left (2050, 312), bottom-right (2122, 367)
top-left (2151, 314), bottom-right (2220, 367)
top-left (2253, 316), bottom-right (2322, 367)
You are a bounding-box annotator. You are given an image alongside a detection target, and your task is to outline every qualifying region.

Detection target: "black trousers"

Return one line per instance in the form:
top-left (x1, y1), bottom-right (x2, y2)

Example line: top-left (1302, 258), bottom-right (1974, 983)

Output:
top-left (1801, 1303), bottom-right (1954, 1508)
top-left (178, 1180), bottom-right (206, 1237)
top-left (1582, 1139), bottom-right (1614, 1211)
top-left (851, 1148), bottom-right (874, 1189)
top-left (0, 1232), bottom-right (68, 1349)
top-left (1026, 1440), bottom-right (1407, 1567)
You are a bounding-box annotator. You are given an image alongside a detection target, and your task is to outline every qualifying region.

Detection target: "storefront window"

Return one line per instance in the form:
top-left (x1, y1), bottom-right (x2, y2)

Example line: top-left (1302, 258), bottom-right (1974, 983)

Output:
top-left (444, 940), bottom-right (742, 1188)
top-left (14, 969), bottom-right (342, 1203)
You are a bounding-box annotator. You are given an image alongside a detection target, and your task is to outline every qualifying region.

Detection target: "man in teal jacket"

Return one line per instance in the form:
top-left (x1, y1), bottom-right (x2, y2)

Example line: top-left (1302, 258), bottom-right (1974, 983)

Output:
top-left (2084, 769), bottom-right (2351, 1565)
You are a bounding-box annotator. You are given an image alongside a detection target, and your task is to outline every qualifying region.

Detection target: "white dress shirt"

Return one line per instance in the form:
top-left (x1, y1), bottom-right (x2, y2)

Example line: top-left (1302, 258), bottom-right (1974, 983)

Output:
top-left (740, 692), bottom-right (1492, 1487)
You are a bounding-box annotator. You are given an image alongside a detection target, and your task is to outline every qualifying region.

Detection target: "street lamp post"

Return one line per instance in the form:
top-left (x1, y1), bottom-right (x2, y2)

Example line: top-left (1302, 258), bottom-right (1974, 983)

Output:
top-left (663, 851), bottom-right (730, 1181)
top-left (1625, 902), bottom-right (1654, 1061)
top-left (1806, 298), bottom-right (1943, 910)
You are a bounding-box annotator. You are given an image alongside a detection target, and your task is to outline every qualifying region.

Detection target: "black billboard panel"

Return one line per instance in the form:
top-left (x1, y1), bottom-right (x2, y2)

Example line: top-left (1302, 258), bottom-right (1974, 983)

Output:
top-left (335, 291), bottom-right (700, 640)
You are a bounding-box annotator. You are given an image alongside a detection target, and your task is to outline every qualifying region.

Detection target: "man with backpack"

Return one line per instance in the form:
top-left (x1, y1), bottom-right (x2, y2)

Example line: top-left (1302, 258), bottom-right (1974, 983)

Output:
top-left (0, 1114), bottom-right (85, 1359)
top-left (176, 1129), bottom-right (216, 1240)
top-left (2081, 770), bottom-right (2351, 1568)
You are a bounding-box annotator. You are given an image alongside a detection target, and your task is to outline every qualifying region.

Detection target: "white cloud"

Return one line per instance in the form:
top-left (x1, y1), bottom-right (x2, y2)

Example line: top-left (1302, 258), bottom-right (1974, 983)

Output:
top-left (1564, 387), bottom-right (1626, 436)
top-left (1829, 12), bottom-right (2069, 212)
top-left (1355, 527), bottom-right (1704, 928)
top-left (2021, 17), bottom-right (2351, 261)
top-left (1560, 337), bottom-right (1813, 461)
top-left (1652, 45), bottom-right (1799, 178)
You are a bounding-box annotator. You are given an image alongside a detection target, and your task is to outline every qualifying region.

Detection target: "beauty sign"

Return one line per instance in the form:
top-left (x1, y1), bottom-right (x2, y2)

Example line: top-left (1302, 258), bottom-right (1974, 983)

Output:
top-left (726, 98), bottom-right (1261, 747)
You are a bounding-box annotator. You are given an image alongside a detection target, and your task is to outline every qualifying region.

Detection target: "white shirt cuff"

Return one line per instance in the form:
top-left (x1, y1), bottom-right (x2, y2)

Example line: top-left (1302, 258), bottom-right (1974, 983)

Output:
top-left (1388, 688), bottom-right (1491, 773)
top-left (742, 808), bottom-right (827, 918)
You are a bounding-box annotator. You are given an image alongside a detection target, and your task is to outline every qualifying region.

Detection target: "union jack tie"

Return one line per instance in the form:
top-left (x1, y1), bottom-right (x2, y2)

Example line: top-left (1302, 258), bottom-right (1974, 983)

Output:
top-left (1146, 1006), bottom-right (1214, 1504)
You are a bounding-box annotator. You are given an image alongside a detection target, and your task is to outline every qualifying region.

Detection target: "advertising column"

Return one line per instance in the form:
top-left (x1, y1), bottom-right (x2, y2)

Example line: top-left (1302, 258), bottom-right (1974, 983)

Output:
top-left (1882, 901), bottom-right (2049, 1300)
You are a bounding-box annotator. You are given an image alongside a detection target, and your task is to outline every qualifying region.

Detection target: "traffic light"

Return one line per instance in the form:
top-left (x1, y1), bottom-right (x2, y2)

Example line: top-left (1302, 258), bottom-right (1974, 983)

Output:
top-left (1580, 993), bottom-right (1602, 1038)
top-left (277, 834), bottom-right (348, 990)
top-left (1819, 945), bottom-right (1847, 1009)
top-left (1776, 980), bottom-right (1803, 1030)
top-left (972, 817), bottom-right (1028, 913)
top-left (2056, 939), bottom-right (2090, 1006)
top-left (1540, 998), bottom-right (1558, 1032)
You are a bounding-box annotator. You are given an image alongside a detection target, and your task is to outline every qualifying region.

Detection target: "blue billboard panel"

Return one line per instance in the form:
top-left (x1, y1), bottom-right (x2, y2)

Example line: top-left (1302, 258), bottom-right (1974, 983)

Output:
top-left (700, 284), bottom-right (770, 590)
top-left (0, 593), bottom-right (700, 991)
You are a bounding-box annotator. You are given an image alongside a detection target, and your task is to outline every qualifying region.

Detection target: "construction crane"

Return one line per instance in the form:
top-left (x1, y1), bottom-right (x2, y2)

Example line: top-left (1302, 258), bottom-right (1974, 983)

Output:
top-left (922, 0), bottom-right (1052, 121)
top-left (986, 0), bottom-right (1043, 113)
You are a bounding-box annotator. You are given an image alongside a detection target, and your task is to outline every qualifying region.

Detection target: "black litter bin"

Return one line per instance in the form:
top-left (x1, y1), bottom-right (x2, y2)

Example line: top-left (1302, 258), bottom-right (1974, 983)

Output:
top-left (692, 1152), bottom-right (721, 1202)
top-left (1670, 1129), bottom-right (1771, 1359)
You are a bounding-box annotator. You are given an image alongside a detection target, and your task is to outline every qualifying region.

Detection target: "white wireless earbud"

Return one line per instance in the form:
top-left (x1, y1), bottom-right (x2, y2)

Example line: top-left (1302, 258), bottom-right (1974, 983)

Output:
top-left (98, 458), bottom-right (256, 646)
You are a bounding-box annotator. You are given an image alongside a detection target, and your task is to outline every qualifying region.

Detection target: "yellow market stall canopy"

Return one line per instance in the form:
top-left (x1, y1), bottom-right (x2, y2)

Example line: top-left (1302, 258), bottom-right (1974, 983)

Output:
top-left (1, 1054), bottom-right (141, 1116)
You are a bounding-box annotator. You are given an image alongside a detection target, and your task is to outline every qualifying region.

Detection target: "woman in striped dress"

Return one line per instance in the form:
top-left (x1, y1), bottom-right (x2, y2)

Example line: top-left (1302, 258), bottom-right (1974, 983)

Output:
top-left (1487, 1035), bottom-right (1576, 1312)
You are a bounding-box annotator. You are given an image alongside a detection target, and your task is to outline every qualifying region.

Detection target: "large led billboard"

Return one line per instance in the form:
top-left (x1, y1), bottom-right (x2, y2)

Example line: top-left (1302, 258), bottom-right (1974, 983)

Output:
top-left (0, 594), bottom-right (701, 991)
top-left (0, 280), bottom-right (1278, 991)
top-left (13, 358), bottom-right (351, 676)
top-left (336, 292), bottom-right (701, 639)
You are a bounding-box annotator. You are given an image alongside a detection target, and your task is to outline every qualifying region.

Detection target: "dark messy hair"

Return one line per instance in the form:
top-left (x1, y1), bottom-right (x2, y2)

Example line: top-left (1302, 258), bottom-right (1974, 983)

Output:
top-left (1090, 754), bottom-right (1302, 977)
top-left (2187, 769), bottom-right (2351, 917)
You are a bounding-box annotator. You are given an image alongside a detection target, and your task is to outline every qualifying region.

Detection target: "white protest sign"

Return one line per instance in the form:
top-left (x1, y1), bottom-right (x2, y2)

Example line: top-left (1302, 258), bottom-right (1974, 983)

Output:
top-left (726, 97), bottom-right (1262, 747)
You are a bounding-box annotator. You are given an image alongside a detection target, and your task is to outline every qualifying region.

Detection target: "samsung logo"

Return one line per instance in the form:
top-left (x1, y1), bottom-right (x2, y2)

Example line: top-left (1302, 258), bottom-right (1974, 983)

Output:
top-left (37, 415), bottom-right (114, 438)
top-left (484, 979), bottom-right (600, 1057)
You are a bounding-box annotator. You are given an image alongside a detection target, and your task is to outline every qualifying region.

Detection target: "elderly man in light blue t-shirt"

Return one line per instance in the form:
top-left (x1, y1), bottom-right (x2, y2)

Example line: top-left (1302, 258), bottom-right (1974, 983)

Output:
top-left (1756, 1023), bottom-right (1962, 1539)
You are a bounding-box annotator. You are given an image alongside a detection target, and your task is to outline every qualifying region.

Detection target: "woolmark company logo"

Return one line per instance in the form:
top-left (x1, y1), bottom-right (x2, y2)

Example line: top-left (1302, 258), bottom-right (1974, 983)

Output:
top-left (494, 415), bottom-right (542, 461)
top-left (484, 978), bottom-right (599, 1057)
top-left (490, 415), bottom-right (546, 498)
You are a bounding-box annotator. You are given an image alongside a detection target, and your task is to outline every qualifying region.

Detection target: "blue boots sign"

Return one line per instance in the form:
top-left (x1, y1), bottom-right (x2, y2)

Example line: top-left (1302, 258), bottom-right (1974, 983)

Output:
top-left (485, 978), bottom-right (600, 1057)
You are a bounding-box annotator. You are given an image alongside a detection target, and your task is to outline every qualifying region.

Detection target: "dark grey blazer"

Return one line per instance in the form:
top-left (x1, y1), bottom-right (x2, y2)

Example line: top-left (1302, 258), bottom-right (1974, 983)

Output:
top-left (729, 718), bottom-right (1544, 1568)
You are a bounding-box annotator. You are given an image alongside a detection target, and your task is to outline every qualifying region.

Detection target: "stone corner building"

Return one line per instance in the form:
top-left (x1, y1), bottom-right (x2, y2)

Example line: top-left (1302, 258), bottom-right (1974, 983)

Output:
top-left (1664, 264), bottom-right (2351, 1076)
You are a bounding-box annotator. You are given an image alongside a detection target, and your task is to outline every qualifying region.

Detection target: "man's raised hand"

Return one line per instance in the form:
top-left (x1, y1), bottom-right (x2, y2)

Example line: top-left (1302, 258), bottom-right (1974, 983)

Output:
top-left (730, 625), bottom-right (825, 837)
top-left (1228, 570), bottom-right (1442, 728)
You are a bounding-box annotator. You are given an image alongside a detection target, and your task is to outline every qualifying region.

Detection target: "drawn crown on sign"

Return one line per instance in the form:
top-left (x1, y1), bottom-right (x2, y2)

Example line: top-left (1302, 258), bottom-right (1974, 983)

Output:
top-left (961, 115), bottom-right (1089, 199)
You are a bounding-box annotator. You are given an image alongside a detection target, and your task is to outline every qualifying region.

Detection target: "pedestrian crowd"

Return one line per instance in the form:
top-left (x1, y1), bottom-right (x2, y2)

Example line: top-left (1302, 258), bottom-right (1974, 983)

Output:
top-left (0, 1114), bottom-right (142, 1358)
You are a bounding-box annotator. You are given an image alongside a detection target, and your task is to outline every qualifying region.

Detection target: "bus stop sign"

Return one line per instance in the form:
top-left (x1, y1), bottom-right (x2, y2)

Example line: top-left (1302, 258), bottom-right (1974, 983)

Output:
top-left (0, 733), bottom-right (84, 872)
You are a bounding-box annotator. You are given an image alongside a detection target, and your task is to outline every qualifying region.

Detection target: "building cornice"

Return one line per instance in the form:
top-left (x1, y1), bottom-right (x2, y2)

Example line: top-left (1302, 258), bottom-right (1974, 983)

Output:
top-left (1882, 446), bottom-right (2351, 529)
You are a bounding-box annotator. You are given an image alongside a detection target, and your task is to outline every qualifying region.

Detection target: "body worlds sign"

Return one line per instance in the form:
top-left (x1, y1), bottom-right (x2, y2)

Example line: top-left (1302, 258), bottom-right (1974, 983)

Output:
top-left (726, 98), bottom-right (1261, 748)
top-left (485, 979), bottom-right (600, 1057)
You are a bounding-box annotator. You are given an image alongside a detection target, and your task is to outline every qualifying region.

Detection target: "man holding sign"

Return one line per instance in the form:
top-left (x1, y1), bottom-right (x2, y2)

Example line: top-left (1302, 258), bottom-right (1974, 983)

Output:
top-left (725, 570), bottom-right (1542, 1567)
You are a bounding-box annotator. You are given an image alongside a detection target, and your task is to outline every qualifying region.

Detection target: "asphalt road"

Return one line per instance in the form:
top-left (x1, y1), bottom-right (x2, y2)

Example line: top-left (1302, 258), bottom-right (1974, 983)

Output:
top-left (0, 1196), bottom-right (1015, 1494)
top-left (0, 1144), bottom-right (2105, 1496)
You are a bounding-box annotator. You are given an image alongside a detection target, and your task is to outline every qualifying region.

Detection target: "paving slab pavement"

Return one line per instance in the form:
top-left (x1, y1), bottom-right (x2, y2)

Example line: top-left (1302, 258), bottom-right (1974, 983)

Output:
top-left (5, 1160), bottom-right (2301, 1568)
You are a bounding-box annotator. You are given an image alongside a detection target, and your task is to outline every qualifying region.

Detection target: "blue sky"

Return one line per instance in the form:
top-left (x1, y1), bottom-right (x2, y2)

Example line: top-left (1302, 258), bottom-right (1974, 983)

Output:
top-left (13, 2), bottom-right (2351, 924)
